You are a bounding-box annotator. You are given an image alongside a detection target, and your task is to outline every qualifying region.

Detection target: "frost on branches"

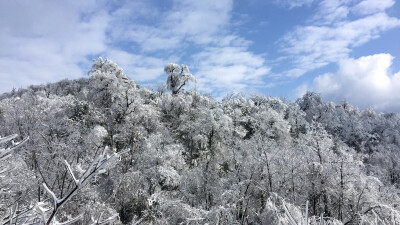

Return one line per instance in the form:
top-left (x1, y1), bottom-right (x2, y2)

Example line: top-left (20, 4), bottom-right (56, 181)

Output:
top-left (1, 133), bottom-right (128, 224)
top-left (0, 134), bottom-right (29, 175)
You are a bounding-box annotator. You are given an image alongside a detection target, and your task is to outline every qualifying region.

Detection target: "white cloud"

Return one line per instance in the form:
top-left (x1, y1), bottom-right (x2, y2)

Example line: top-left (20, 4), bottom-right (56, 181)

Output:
top-left (274, 0), bottom-right (315, 8)
top-left (352, 0), bottom-right (395, 15)
top-left (280, 0), bottom-right (400, 77)
top-left (310, 0), bottom-right (349, 25)
top-left (193, 45), bottom-right (270, 96)
top-left (313, 53), bottom-right (400, 111)
top-left (0, 0), bottom-right (109, 93)
top-left (166, 0), bottom-right (232, 43)
top-left (109, 0), bottom-right (233, 52)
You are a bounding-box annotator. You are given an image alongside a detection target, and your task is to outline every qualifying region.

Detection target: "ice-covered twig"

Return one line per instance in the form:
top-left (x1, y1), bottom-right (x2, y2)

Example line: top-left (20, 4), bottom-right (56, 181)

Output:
top-left (64, 160), bottom-right (79, 185)
top-left (282, 200), bottom-right (297, 225)
top-left (0, 135), bottom-right (29, 159)
top-left (53, 214), bottom-right (83, 225)
top-left (43, 182), bottom-right (60, 210)
top-left (91, 212), bottom-right (119, 225)
top-left (305, 201), bottom-right (309, 225)
top-left (0, 135), bottom-right (29, 176)
top-left (0, 134), bottom-right (18, 144)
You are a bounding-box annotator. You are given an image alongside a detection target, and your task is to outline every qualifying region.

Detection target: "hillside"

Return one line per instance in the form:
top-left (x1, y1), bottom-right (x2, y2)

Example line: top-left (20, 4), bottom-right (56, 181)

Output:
top-left (1, 59), bottom-right (400, 224)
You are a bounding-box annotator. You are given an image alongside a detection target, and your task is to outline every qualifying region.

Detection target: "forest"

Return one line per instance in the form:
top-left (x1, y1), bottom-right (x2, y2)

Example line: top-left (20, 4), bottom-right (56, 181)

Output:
top-left (1, 58), bottom-right (400, 224)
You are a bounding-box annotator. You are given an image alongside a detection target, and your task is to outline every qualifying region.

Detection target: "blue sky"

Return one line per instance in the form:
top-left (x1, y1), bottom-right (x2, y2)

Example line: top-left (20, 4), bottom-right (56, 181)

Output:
top-left (1, 0), bottom-right (400, 112)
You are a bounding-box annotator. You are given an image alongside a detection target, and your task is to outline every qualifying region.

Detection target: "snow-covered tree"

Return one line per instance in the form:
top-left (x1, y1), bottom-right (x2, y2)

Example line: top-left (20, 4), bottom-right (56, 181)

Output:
top-left (164, 63), bottom-right (196, 95)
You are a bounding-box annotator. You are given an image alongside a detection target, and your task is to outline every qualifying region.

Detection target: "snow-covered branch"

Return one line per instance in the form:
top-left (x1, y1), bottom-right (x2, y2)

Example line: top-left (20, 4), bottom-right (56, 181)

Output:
top-left (0, 134), bottom-right (29, 161)
top-left (42, 147), bottom-right (130, 225)
top-left (90, 212), bottom-right (119, 225)
top-left (64, 160), bottom-right (79, 185)
top-left (0, 134), bottom-right (29, 177)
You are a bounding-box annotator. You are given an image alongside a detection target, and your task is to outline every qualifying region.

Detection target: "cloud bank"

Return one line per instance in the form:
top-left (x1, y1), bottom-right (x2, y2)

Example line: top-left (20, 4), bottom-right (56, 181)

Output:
top-left (313, 53), bottom-right (400, 112)
top-left (280, 0), bottom-right (400, 77)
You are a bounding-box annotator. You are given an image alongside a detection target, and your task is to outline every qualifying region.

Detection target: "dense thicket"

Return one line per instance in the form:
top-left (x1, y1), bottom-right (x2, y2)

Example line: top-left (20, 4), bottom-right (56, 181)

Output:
top-left (1, 59), bottom-right (400, 224)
